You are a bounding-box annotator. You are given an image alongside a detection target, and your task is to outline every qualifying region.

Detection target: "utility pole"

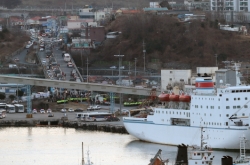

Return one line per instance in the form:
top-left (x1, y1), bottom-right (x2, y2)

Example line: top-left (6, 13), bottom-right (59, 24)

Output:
top-left (135, 58), bottom-right (137, 78)
top-left (143, 40), bottom-right (146, 73)
top-left (215, 54), bottom-right (218, 67)
top-left (114, 54), bottom-right (124, 114)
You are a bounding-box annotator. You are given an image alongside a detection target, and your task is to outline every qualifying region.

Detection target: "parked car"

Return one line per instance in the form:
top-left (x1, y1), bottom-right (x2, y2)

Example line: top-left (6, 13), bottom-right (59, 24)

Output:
top-left (47, 109), bottom-right (52, 113)
top-left (74, 108), bottom-right (83, 112)
top-left (68, 108), bottom-right (74, 112)
top-left (40, 48), bottom-right (44, 51)
top-left (61, 108), bottom-right (67, 113)
top-left (40, 109), bottom-right (45, 114)
top-left (87, 105), bottom-right (101, 111)
top-left (121, 109), bottom-right (130, 115)
top-left (106, 116), bottom-right (120, 121)
top-left (12, 100), bottom-right (18, 103)
top-left (32, 109), bottom-right (37, 114)
top-left (110, 66), bottom-right (116, 69)
top-left (48, 113), bottom-right (54, 117)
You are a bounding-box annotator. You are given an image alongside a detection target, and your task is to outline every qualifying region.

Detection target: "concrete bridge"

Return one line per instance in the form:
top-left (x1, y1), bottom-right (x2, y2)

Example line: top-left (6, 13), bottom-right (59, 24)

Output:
top-left (0, 75), bottom-right (161, 96)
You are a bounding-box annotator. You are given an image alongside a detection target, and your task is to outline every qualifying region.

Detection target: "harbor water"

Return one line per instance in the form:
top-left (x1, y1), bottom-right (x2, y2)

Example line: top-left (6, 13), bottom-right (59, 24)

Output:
top-left (0, 127), bottom-right (240, 165)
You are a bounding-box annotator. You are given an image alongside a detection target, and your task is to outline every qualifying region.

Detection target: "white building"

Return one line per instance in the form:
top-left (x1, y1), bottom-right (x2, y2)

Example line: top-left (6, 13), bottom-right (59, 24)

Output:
top-left (211, 0), bottom-right (250, 12)
top-left (161, 69), bottom-right (192, 91)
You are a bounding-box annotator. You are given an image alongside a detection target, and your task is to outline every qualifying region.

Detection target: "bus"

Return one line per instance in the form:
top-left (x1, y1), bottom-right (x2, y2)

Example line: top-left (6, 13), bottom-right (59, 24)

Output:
top-left (0, 103), bottom-right (6, 111)
top-left (6, 104), bottom-right (15, 113)
top-left (76, 112), bottom-right (112, 122)
top-left (0, 110), bottom-right (6, 119)
top-left (14, 104), bottom-right (24, 113)
top-left (63, 53), bottom-right (71, 62)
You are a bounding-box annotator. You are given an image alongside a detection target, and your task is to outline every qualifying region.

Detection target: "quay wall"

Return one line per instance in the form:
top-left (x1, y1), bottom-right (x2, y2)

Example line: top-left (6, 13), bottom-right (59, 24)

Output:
top-left (0, 120), bottom-right (128, 134)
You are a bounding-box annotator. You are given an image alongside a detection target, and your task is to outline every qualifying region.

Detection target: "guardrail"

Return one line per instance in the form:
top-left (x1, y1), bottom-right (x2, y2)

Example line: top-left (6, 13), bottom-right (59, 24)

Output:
top-left (69, 54), bottom-right (84, 82)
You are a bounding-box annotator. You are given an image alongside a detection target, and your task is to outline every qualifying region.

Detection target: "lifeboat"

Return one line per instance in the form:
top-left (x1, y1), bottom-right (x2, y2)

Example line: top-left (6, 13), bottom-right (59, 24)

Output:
top-left (179, 94), bottom-right (191, 102)
top-left (158, 93), bottom-right (170, 102)
top-left (169, 94), bottom-right (179, 102)
top-left (195, 81), bottom-right (214, 89)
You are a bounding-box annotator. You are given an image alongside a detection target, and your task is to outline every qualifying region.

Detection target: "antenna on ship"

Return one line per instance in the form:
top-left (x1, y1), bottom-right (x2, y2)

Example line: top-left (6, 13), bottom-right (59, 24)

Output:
top-left (82, 142), bottom-right (84, 165)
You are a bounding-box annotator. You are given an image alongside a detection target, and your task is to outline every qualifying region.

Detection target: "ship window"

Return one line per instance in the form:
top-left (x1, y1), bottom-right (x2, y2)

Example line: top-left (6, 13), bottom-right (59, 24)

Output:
top-left (226, 122), bottom-right (228, 126)
top-left (248, 90), bottom-right (250, 92)
top-left (226, 114), bottom-right (229, 117)
top-left (201, 105), bottom-right (202, 108)
top-left (206, 106), bottom-right (208, 109)
top-left (220, 114), bottom-right (221, 117)
top-left (180, 112), bottom-right (181, 115)
top-left (170, 71), bottom-right (172, 73)
top-left (219, 94), bottom-right (222, 97)
top-left (232, 90), bottom-right (235, 93)
top-left (184, 112), bottom-right (185, 115)
top-left (226, 98), bottom-right (229, 101)
top-left (218, 98), bottom-right (220, 101)
top-left (238, 98), bottom-right (240, 100)
top-left (177, 112), bottom-right (178, 114)
top-left (169, 78), bottom-right (172, 81)
top-left (245, 97), bottom-right (248, 100)
top-left (243, 90), bottom-right (246, 92)
top-left (237, 105), bottom-right (241, 108)
top-left (244, 105), bottom-right (248, 108)
top-left (197, 153), bottom-right (200, 156)
top-left (236, 90), bottom-right (239, 93)
top-left (166, 111), bottom-right (168, 114)
top-left (204, 113), bottom-right (206, 116)
top-left (170, 111), bottom-right (171, 114)
top-left (234, 98), bottom-right (236, 100)
top-left (226, 106), bottom-right (230, 109)
top-left (233, 106), bottom-right (236, 109)
top-left (240, 90), bottom-right (242, 92)
top-left (243, 113), bottom-right (245, 116)
top-left (162, 111), bottom-right (164, 113)
top-left (218, 106), bottom-right (220, 109)
top-left (173, 112), bottom-right (174, 114)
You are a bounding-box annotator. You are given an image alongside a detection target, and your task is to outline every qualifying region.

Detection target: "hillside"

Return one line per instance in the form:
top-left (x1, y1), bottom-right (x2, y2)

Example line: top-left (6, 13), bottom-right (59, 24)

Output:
top-left (87, 14), bottom-right (250, 70)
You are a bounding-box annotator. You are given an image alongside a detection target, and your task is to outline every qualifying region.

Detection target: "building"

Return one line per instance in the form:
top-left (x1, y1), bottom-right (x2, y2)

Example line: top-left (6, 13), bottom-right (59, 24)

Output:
top-left (161, 69), bottom-right (192, 91)
top-left (211, 0), bottom-right (250, 12)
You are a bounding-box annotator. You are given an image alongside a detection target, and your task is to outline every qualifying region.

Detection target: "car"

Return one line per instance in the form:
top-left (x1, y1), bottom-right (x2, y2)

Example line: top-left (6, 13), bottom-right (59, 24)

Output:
top-left (12, 100), bottom-right (18, 104)
top-left (61, 108), bottom-right (67, 113)
top-left (120, 66), bottom-right (125, 69)
top-left (48, 113), bottom-right (54, 117)
top-left (87, 105), bottom-right (101, 111)
top-left (32, 109), bottom-right (37, 114)
top-left (40, 109), bottom-right (45, 114)
top-left (74, 108), bottom-right (83, 112)
top-left (47, 109), bottom-right (52, 113)
top-left (68, 108), bottom-right (74, 112)
top-left (121, 109), bottom-right (130, 115)
top-left (110, 66), bottom-right (117, 69)
top-left (14, 57), bottom-right (19, 61)
top-left (67, 62), bottom-right (73, 68)
top-left (42, 60), bottom-right (47, 65)
top-left (40, 48), bottom-right (44, 51)
top-left (106, 116), bottom-right (120, 121)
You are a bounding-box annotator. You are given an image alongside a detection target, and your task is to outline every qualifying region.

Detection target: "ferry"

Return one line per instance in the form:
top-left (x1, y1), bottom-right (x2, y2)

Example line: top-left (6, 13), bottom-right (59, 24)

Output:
top-left (123, 62), bottom-right (250, 150)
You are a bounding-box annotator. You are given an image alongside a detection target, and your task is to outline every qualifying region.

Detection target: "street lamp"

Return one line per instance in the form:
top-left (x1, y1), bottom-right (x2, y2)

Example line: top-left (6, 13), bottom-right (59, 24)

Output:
top-left (114, 54), bottom-right (124, 114)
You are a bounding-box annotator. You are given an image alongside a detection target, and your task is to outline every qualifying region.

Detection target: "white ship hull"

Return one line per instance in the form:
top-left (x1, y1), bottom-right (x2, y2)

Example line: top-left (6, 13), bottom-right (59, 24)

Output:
top-left (123, 118), bottom-right (250, 150)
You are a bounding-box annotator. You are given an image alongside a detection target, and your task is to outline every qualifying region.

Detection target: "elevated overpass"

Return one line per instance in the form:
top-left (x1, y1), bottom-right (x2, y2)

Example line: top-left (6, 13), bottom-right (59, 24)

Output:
top-left (0, 75), bottom-right (161, 96)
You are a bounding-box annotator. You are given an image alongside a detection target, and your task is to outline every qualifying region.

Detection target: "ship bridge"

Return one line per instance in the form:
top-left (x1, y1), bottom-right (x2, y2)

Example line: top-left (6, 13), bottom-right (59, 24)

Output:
top-left (0, 75), bottom-right (161, 96)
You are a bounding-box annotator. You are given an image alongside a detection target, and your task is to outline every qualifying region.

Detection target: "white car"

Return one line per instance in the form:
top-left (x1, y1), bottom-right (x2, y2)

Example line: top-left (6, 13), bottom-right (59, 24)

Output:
top-left (121, 109), bottom-right (130, 115)
top-left (47, 109), bottom-right (52, 113)
top-left (67, 62), bottom-right (73, 67)
top-left (40, 48), bottom-right (44, 51)
top-left (61, 108), bottom-right (67, 113)
top-left (110, 66), bottom-right (116, 69)
top-left (12, 100), bottom-right (18, 103)
top-left (68, 108), bottom-right (74, 112)
top-left (40, 109), bottom-right (45, 114)
top-left (32, 109), bottom-right (37, 114)
top-left (87, 105), bottom-right (101, 111)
